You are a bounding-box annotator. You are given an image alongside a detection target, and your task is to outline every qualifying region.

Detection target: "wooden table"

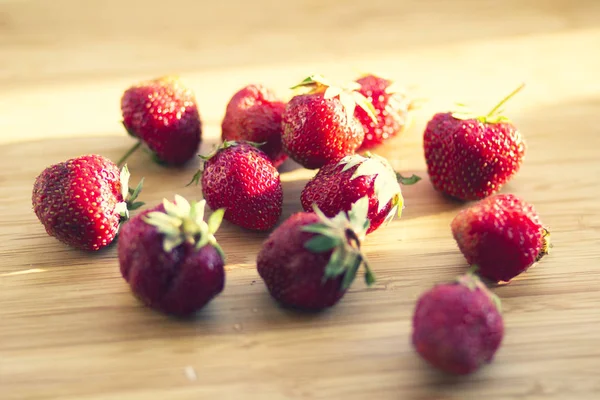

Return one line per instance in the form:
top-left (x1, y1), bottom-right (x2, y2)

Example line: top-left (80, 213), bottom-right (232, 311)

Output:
top-left (2, 1), bottom-right (600, 399)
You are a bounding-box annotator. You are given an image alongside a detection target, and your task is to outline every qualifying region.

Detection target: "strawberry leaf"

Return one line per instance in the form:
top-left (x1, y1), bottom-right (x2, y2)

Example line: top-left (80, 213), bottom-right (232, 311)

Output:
top-left (119, 165), bottom-right (131, 200)
top-left (340, 154), bottom-right (367, 173)
top-left (305, 235), bottom-right (339, 253)
top-left (352, 91), bottom-right (378, 123)
top-left (324, 85), bottom-right (343, 100)
top-left (339, 91), bottom-right (356, 122)
top-left (396, 173), bottom-right (421, 185)
top-left (207, 208), bottom-right (225, 234)
top-left (302, 223), bottom-right (338, 238)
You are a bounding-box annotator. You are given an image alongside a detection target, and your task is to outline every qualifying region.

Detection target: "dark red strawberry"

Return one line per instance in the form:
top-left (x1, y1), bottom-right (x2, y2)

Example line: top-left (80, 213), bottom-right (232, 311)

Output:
top-left (451, 194), bottom-right (550, 282)
top-left (354, 74), bottom-right (414, 150)
top-left (423, 84), bottom-right (526, 200)
top-left (257, 197), bottom-right (374, 311)
top-left (189, 141), bottom-right (283, 231)
top-left (118, 195), bottom-right (225, 316)
top-left (32, 155), bottom-right (144, 251)
top-left (120, 76), bottom-right (202, 166)
top-left (221, 84), bottom-right (287, 167)
top-left (301, 153), bottom-right (419, 234)
top-left (281, 75), bottom-right (377, 169)
top-left (412, 272), bottom-right (504, 375)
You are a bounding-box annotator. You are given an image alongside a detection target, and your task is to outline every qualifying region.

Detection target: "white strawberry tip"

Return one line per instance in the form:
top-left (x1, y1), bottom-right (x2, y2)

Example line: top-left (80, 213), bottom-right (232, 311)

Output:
top-left (117, 164), bottom-right (145, 221)
top-left (338, 153), bottom-right (405, 225)
top-left (301, 196), bottom-right (375, 290)
top-left (290, 74), bottom-right (378, 124)
top-left (143, 195), bottom-right (225, 259)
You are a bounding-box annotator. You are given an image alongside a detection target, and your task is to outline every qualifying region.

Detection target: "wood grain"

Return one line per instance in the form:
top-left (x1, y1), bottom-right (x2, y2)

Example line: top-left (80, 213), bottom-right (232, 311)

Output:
top-left (1, 1), bottom-right (600, 399)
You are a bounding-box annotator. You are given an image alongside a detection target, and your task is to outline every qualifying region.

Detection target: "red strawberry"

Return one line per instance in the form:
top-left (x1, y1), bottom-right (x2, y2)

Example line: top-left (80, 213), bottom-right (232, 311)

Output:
top-left (301, 153), bottom-right (419, 234)
top-left (32, 155), bottom-right (144, 251)
top-left (118, 195), bottom-right (225, 316)
top-left (423, 84), bottom-right (526, 200)
top-left (189, 141), bottom-right (283, 231)
top-left (412, 272), bottom-right (504, 375)
top-left (354, 74), bottom-right (414, 150)
top-left (221, 84), bottom-right (287, 167)
top-left (120, 76), bottom-right (202, 166)
top-left (451, 194), bottom-right (550, 282)
top-left (257, 197), bottom-right (374, 311)
top-left (281, 75), bottom-right (377, 169)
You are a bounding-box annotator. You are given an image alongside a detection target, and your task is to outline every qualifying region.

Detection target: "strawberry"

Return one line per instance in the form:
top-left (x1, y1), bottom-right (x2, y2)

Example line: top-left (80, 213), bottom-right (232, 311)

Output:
top-left (257, 197), bottom-right (374, 311)
top-left (451, 194), bottom-right (550, 282)
top-left (423, 84), bottom-right (526, 200)
top-left (189, 141), bottom-right (283, 231)
top-left (412, 272), bottom-right (504, 375)
top-left (281, 75), bottom-right (377, 169)
top-left (221, 84), bottom-right (287, 167)
top-left (301, 153), bottom-right (419, 234)
top-left (119, 76), bottom-right (202, 166)
top-left (32, 155), bottom-right (144, 251)
top-left (118, 195), bottom-right (225, 316)
top-left (354, 74), bottom-right (414, 150)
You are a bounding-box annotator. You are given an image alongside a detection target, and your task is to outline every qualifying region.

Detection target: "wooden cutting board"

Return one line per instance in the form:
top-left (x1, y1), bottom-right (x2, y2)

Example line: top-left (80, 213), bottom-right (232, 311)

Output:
top-left (2, 1), bottom-right (600, 399)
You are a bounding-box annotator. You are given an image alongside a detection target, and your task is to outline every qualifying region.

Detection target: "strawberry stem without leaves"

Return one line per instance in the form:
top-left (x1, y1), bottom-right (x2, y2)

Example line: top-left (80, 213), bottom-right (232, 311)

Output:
top-left (118, 141), bottom-right (142, 167)
top-left (487, 83), bottom-right (525, 117)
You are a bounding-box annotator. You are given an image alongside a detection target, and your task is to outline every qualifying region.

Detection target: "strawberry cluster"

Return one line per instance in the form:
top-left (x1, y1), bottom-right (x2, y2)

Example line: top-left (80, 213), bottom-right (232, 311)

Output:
top-left (31, 73), bottom-right (551, 377)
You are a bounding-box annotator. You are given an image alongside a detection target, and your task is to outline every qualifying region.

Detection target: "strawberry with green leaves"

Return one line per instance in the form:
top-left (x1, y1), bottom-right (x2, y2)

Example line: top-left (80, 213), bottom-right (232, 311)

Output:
top-left (257, 197), bottom-right (374, 311)
top-left (423, 84), bottom-right (526, 201)
top-left (281, 75), bottom-right (377, 169)
top-left (301, 153), bottom-right (419, 234)
top-left (118, 195), bottom-right (226, 316)
top-left (120, 76), bottom-right (202, 166)
top-left (32, 154), bottom-right (144, 251)
top-left (189, 141), bottom-right (283, 232)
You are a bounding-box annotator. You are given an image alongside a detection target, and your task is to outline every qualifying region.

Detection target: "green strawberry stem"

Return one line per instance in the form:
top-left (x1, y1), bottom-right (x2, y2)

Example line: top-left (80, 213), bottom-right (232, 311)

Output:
top-left (487, 83), bottom-right (525, 117)
top-left (118, 141), bottom-right (142, 167)
top-left (396, 172), bottom-right (421, 185)
top-left (466, 265), bottom-right (480, 275)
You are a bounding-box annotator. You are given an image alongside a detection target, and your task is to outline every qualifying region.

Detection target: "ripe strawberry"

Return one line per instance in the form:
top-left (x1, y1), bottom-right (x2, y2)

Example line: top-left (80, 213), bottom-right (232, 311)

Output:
top-left (257, 197), bottom-right (375, 311)
top-left (301, 153), bottom-right (419, 234)
top-left (281, 75), bottom-right (377, 169)
top-left (354, 74), bottom-right (414, 150)
top-left (120, 76), bottom-right (202, 166)
top-left (189, 141), bottom-right (283, 231)
top-left (423, 84), bottom-right (526, 200)
top-left (32, 155), bottom-right (144, 251)
top-left (118, 195), bottom-right (225, 316)
top-left (412, 272), bottom-right (504, 375)
top-left (221, 84), bottom-right (287, 167)
top-left (451, 194), bottom-right (550, 282)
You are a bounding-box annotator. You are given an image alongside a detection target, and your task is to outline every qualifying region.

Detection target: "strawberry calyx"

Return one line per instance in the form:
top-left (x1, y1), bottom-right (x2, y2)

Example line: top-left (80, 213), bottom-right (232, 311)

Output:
top-left (451, 83), bottom-right (525, 124)
top-left (114, 164), bottom-right (145, 222)
top-left (536, 227), bottom-right (551, 262)
top-left (143, 194), bottom-right (225, 259)
top-left (302, 196), bottom-right (374, 289)
top-left (187, 140), bottom-right (264, 186)
top-left (291, 74), bottom-right (378, 124)
top-left (338, 152), bottom-right (404, 224)
top-left (456, 267), bottom-right (502, 313)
